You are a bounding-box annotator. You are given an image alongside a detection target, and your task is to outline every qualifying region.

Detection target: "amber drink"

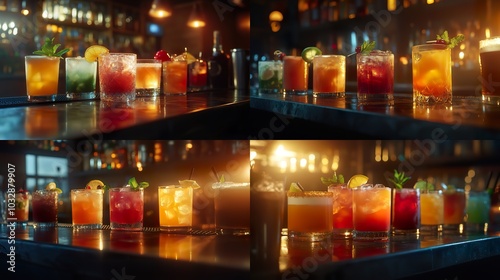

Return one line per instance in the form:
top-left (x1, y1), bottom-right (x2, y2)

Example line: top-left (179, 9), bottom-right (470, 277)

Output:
top-left (479, 37), bottom-right (500, 105)
top-left (287, 191), bottom-right (333, 241)
top-left (313, 55), bottom-right (346, 97)
top-left (213, 182), bottom-right (250, 235)
top-left (25, 56), bottom-right (60, 102)
top-left (136, 59), bottom-right (161, 97)
top-left (283, 56), bottom-right (308, 95)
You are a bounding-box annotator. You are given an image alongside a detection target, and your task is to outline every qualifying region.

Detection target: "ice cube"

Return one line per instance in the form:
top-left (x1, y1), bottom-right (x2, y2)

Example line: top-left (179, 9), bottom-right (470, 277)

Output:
top-left (178, 204), bottom-right (191, 216)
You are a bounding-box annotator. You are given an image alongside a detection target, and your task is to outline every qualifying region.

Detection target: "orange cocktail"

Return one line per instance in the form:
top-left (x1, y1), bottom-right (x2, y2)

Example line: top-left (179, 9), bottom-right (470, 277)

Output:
top-left (25, 55), bottom-right (60, 102)
top-left (420, 190), bottom-right (444, 233)
top-left (71, 189), bottom-right (103, 229)
top-left (352, 185), bottom-right (391, 241)
top-left (412, 44), bottom-right (452, 104)
top-left (287, 191), bottom-right (333, 240)
top-left (13, 192), bottom-right (30, 224)
top-left (163, 60), bottom-right (188, 94)
top-left (158, 185), bottom-right (193, 232)
top-left (283, 56), bottom-right (308, 94)
top-left (136, 59), bottom-right (162, 97)
top-left (313, 55), bottom-right (346, 97)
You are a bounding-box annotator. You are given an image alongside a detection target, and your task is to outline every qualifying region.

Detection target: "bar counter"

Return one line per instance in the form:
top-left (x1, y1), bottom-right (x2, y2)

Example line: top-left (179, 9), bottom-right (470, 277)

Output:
top-left (267, 233), bottom-right (500, 280)
top-left (0, 90), bottom-right (249, 140)
top-left (0, 223), bottom-right (249, 280)
top-left (250, 91), bottom-right (500, 139)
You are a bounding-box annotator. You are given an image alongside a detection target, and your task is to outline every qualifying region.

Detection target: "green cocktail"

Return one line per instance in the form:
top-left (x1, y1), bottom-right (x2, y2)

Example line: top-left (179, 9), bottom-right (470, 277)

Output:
top-left (65, 57), bottom-right (97, 99)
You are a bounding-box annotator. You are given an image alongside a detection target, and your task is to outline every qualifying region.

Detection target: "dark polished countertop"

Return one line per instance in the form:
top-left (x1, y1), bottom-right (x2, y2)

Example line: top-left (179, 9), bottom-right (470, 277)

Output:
top-left (250, 91), bottom-right (500, 139)
top-left (0, 90), bottom-right (249, 140)
top-left (255, 233), bottom-right (500, 280)
top-left (0, 224), bottom-right (249, 280)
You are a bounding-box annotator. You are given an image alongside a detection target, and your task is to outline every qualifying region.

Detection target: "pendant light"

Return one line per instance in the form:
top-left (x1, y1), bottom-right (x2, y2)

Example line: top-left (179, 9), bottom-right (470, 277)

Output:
top-left (187, 2), bottom-right (205, 28)
top-left (149, 0), bottom-right (172, 18)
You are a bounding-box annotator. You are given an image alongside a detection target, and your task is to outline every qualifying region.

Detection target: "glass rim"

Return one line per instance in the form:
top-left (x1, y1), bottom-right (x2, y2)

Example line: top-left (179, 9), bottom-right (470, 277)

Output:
top-left (25, 55), bottom-right (60, 60)
top-left (158, 185), bottom-right (184, 189)
top-left (356, 50), bottom-right (393, 56)
top-left (137, 58), bottom-right (162, 63)
top-left (412, 44), bottom-right (449, 51)
top-left (313, 54), bottom-right (346, 58)
top-left (101, 52), bottom-right (136, 56)
top-left (287, 190), bottom-right (333, 197)
top-left (71, 189), bottom-right (104, 193)
top-left (109, 187), bottom-right (144, 192)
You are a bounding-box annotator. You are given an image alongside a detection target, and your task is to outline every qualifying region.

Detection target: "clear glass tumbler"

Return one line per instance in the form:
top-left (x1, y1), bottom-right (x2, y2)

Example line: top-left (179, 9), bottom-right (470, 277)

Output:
top-left (99, 53), bottom-right (137, 102)
top-left (313, 55), bottom-right (346, 97)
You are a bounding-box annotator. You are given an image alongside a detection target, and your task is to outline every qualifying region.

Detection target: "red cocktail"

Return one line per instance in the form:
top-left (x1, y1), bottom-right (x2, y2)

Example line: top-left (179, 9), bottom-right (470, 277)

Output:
top-left (327, 184), bottom-right (353, 238)
top-left (109, 187), bottom-right (144, 231)
top-left (32, 190), bottom-right (58, 227)
top-left (357, 50), bottom-right (394, 104)
top-left (392, 188), bottom-right (420, 234)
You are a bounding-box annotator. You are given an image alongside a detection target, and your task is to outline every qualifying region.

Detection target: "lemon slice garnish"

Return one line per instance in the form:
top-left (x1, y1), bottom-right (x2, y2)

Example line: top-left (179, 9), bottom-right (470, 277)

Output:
top-left (347, 174), bottom-right (369, 189)
top-left (179, 180), bottom-right (201, 189)
top-left (45, 182), bottom-right (62, 194)
top-left (301, 46), bottom-right (322, 63)
top-left (84, 45), bottom-right (109, 63)
top-left (86, 180), bottom-right (105, 190)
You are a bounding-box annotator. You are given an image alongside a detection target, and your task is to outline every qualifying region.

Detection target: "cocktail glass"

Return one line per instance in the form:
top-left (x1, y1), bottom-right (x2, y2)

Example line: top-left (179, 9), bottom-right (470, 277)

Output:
top-left (65, 57), bottom-right (97, 100)
top-left (443, 189), bottom-right (466, 233)
top-left (99, 53), bottom-right (137, 102)
top-left (466, 190), bottom-right (490, 234)
top-left (313, 55), bottom-right (346, 97)
top-left (25, 55), bottom-right (60, 102)
top-left (327, 184), bottom-right (353, 238)
top-left (420, 190), bottom-right (443, 234)
top-left (136, 59), bottom-right (162, 97)
top-left (412, 44), bottom-right (452, 104)
top-left (392, 188), bottom-right (420, 235)
top-left (109, 187), bottom-right (144, 231)
top-left (212, 182), bottom-right (250, 235)
top-left (282, 56), bottom-right (308, 95)
top-left (258, 60), bottom-right (283, 94)
top-left (479, 37), bottom-right (500, 105)
top-left (163, 60), bottom-right (188, 95)
top-left (352, 184), bottom-right (391, 241)
top-left (71, 189), bottom-right (103, 230)
top-left (158, 185), bottom-right (193, 233)
top-left (287, 191), bottom-right (333, 241)
top-left (32, 190), bottom-right (59, 227)
top-left (188, 59), bottom-right (208, 91)
top-left (10, 192), bottom-right (30, 226)
top-left (356, 50), bottom-right (394, 104)
top-left (251, 180), bottom-right (284, 271)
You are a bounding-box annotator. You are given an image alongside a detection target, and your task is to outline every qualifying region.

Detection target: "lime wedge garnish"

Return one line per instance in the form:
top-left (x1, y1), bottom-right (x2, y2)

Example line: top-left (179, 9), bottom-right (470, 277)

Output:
top-left (301, 47), bottom-right (322, 63)
top-left (179, 179), bottom-right (201, 189)
top-left (45, 182), bottom-right (62, 194)
top-left (289, 182), bottom-right (304, 192)
top-left (347, 174), bottom-right (369, 189)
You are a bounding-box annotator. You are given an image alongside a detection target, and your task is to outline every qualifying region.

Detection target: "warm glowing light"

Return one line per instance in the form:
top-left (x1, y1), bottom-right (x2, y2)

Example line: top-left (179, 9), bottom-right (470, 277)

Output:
top-left (136, 162), bottom-right (143, 171)
top-left (459, 51), bottom-right (464, 60)
top-left (188, 20), bottom-right (205, 28)
top-left (280, 160), bottom-right (287, 173)
top-left (290, 158), bottom-right (297, 173)
top-left (321, 157), bottom-right (328, 165)
top-left (186, 143), bottom-right (193, 150)
top-left (308, 164), bottom-right (315, 173)
top-left (300, 158), bottom-right (307, 168)
top-left (382, 148), bottom-right (389, 162)
top-left (468, 169), bottom-right (476, 177)
top-left (400, 56), bottom-right (408, 65)
top-left (465, 176), bottom-right (472, 184)
top-left (250, 150), bottom-right (257, 161)
top-left (486, 28), bottom-right (491, 39)
top-left (21, 9), bottom-right (29, 16)
top-left (387, 0), bottom-right (397, 11)
top-left (427, 0), bottom-right (435, 4)
top-left (269, 11), bottom-right (283, 22)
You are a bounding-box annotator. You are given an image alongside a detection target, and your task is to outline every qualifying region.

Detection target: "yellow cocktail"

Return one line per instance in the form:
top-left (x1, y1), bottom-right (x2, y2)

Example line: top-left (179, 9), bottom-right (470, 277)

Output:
top-left (163, 60), bottom-right (187, 94)
top-left (420, 190), bottom-right (444, 232)
top-left (71, 189), bottom-right (103, 229)
top-left (412, 44), bottom-right (452, 104)
top-left (25, 55), bottom-right (60, 102)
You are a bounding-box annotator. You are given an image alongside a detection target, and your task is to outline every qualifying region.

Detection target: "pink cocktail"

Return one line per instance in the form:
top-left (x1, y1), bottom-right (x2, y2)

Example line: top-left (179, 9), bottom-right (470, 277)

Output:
top-left (392, 188), bottom-right (420, 235)
top-left (357, 50), bottom-right (394, 104)
top-left (109, 187), bottom-right (144, 231)
top-left (99, 53), bottom-right (137, 102)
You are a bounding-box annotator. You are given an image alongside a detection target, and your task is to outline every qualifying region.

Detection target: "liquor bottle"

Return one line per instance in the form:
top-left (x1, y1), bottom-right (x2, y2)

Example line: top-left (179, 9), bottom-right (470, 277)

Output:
top-left (208, 30), bottom-right (230, 89)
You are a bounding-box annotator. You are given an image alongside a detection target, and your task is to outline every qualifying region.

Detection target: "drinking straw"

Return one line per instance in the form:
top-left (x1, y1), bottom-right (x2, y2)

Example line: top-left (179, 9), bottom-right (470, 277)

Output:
top-left (211, 166), bottom-right (220, 182)
top-left (296, 182), bottom-right (305, 191)
top-left (189, 168), bottom-right (195, 180)
top-left (486, 171), bottom-right (493, 191)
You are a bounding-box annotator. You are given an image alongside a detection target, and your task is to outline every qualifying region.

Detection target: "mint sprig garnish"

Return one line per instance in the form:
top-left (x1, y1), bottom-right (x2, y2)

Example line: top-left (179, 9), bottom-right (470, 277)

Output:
top-left (357, 41), bottom-right (376, 54)
top-left (33, 37), bottom-right (70, 58)
top-left (321, 172), bottom-right (345, 185)
top-left (436, 31), bottom-right (465, 49)
top-left (388, 169), bottom-right (411, 189)
top-left (128, 177), bottom-right (149, 190)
